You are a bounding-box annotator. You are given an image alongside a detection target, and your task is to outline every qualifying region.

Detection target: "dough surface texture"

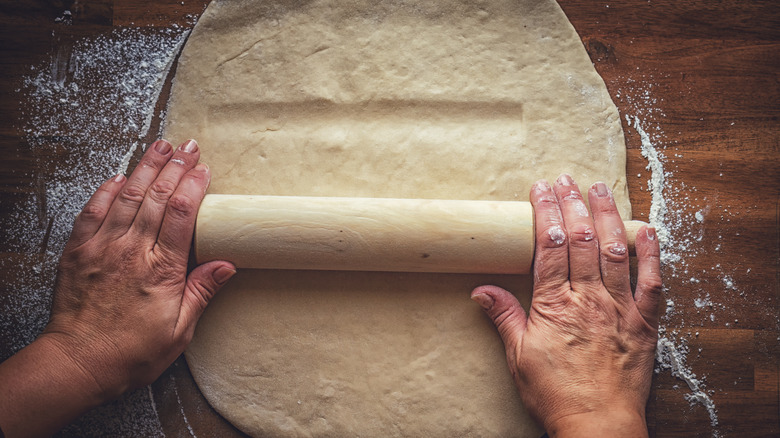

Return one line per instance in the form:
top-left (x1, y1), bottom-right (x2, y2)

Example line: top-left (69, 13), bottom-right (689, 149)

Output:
top-left (164, 0), bottom-right (630, 436)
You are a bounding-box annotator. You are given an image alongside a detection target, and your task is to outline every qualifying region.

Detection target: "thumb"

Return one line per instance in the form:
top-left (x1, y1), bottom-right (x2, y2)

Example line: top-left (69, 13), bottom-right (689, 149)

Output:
top-left (471, 285), bottom-right (528, 357)
top-left (176, 261), bottom-right (236, 341)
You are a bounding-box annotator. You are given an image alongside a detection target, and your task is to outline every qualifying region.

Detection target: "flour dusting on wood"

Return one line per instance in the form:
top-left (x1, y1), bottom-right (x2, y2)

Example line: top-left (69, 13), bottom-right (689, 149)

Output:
top-left (626, 112), bottom-right (720, 435)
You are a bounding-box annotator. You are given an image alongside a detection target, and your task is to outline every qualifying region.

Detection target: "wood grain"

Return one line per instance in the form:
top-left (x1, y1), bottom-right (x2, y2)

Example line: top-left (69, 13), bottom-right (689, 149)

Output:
top-left (0, 1), bottom-right (777, 437)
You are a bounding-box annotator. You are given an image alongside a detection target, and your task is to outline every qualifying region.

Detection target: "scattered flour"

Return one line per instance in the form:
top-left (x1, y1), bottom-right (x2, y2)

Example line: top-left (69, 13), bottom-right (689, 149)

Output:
top-left (169, 374), bottom-right (198, 438)
top-left (627, 113), bottom-right (721, 435)
top-left (628, 114), bottom-right (673, 262)
top-left (694, 294), bottom-right (713, 309)
top-left (1, 26), bottom-right (190, 437)
top-left (656, 337), bottom-right (719, 429)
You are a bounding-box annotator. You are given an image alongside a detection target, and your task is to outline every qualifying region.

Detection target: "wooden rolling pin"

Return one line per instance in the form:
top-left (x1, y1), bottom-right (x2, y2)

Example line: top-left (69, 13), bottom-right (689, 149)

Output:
top-left (195, 194), bottom-right (646, 274)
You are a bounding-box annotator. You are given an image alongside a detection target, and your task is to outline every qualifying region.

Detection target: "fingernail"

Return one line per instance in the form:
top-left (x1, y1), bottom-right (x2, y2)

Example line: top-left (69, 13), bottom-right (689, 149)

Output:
top-left (114, 174), bottom-right (126, 183)
top-left (594, 182), bottom-right (609, 197)
top-left (558, 174), bottom-right (574, 186)
top-left (154, 140), bottom-right (172, 154)
top-left (181, 139), bottom-right (198, 153)
top-left (532, 180), bottom-right (551, 194)
top-left (646, 226), bottom-right (657, 241)
top-left (214, 265), bottom-right (236, 284)
top-left (471, 293), bottom-right (494, 311)
top-left (195, 163), bottom-right (209, 172)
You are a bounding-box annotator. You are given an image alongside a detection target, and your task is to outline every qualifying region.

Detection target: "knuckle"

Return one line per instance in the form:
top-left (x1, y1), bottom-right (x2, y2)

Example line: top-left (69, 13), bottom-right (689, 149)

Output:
top-left (167, 193), bottom-right (197, 218)
top-left (640, 248), bottom-right (661, 264)
top-left (535, 195), bottom-right (560, 209)
top-left (540, 224), bottom-right (567, 248)
top-left (169, 154), bottom-right (194, 167)
top-left (148, 179), bottom-right (178, 203)
top-left (188, 279), bottom-right (216, 308)
top-left (600, 241), bottom-right (629, 264)
top-left (492, 305), bottom-right (518, 328)
top-left (78, 202), bottom-right (107, 222)
top-left (560, 189), bottom-right (584, 201)
top-left (120, 184), bottom-right (146, 205)
top-left (182, 168), bottom-right (207, 186)
top-left (139, 155), bottom-right (165, 171)
top-left (568, 223), bottom-right (597, 246)
top-left (639, 277), bottom-right (664, 296)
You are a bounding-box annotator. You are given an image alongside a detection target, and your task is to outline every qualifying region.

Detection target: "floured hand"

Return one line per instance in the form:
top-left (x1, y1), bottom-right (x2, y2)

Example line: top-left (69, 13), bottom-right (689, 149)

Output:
top-left (472, 174), bottom-right (662, 437)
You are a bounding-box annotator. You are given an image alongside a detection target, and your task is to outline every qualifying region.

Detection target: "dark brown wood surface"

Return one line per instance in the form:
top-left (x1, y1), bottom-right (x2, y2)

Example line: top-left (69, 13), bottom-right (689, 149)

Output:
top-left (0, 1), bottom-right (777, 437)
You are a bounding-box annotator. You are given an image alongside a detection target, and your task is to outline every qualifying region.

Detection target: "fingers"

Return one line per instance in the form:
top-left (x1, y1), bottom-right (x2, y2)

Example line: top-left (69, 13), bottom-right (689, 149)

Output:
top-left (175, 261), bottom-right (236, 343)
top-left (471, 285), bottom-right (527, 363)
top-left (67, 174), bottom-right (126, 248)
top-left (553, 175), bottom-right (600, 289)
top-left (634, 226), bottom-right (663, 328)
top-left (101, 140), bottom-right (175, 236)
top-left (133, 140), bottom-right (201, 244)
top-left (529, 180), bottom-right (569, 293)
top-left (588, 182), bottom-right (631, 298)
top-left (153, 163), bottom-right (211, 262)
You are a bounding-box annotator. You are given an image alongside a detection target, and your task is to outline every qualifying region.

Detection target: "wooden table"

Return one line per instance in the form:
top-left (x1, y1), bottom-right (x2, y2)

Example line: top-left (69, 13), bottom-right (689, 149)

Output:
top-left (1, 1), bottom-right (777, 436)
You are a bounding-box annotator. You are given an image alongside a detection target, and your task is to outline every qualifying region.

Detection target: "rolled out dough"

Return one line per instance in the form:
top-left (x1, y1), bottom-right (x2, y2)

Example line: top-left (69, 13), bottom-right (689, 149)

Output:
top-left (164, 0), bottom-right (630, 436)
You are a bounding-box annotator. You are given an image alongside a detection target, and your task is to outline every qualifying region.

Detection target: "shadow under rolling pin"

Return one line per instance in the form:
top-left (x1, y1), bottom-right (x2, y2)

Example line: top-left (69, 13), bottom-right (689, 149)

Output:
top-left (195, 194), bottom-right (646, 274)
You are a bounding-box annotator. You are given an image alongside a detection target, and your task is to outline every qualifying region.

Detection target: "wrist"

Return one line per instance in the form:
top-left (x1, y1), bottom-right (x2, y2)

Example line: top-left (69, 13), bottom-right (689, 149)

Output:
top-left (37, 331), bottom-right (128, 403)
top-left (547, 408), bottom-right (648, 438)
top-left (0, 335), bottom-right (114, 437)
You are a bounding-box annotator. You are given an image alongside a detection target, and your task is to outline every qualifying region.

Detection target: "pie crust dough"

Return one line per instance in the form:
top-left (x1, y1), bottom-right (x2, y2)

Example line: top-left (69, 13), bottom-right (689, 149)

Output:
top-left (164, 0), bottom-right (630, 436)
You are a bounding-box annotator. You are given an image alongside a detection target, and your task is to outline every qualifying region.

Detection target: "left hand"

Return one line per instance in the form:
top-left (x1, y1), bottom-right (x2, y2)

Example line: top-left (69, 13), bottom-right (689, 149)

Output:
top-left (0, 139), bottom-right (235, 438)
top-left (46, 139), bottom-right (236, 397)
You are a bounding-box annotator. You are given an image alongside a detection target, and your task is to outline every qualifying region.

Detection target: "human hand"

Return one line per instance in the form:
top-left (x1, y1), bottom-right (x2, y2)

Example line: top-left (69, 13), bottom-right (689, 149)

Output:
top-left (43, 139), bottom-right (236, 398)
top-left (0, 140), bottom-right (235, 438)
top-left (471, 175), bottom-right (662, 437)
top-left (0, 139), bottom-right (236, 437)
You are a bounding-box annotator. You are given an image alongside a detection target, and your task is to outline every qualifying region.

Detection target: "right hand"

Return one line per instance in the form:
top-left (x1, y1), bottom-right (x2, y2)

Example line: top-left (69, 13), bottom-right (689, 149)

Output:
top-left (471, 175), bottom-right (662, 437)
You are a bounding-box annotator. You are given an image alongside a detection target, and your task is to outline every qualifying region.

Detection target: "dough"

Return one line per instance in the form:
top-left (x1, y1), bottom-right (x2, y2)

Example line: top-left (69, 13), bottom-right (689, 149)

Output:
top-left (163, 0), bottom-right (630, 436)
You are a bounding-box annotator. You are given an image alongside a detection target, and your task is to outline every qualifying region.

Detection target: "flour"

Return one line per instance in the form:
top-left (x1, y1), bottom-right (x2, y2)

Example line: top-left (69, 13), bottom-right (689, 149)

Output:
top-left (694, 294), bottom-right (713, 309)
top-left (656, 336), bottom-right (719, 430)
top-left (169, 374), bottom-right (198, 438)
top-left (627, 113), bottom-right (762, 350)
top-left (628, 114), bottom-right (675, 263)
top-left (627, 114), bottom-right (721, 436)
top-left (2, 26), bottom-right (190, 437)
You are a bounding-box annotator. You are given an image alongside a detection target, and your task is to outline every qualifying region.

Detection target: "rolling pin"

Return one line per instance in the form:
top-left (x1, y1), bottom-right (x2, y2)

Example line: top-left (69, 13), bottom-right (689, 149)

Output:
top-left (195, 194), bottom-right (646, 274)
